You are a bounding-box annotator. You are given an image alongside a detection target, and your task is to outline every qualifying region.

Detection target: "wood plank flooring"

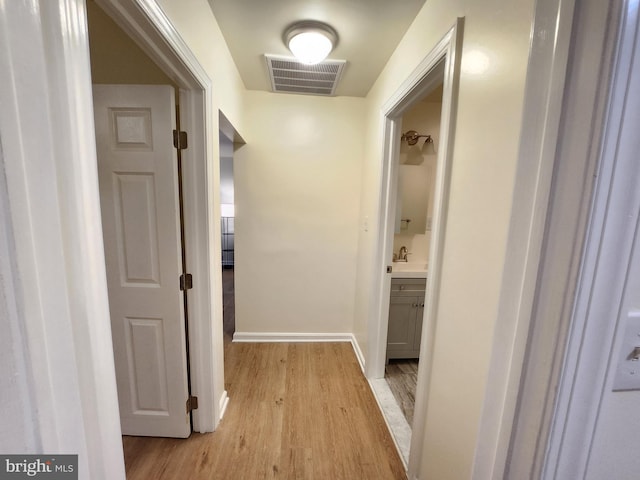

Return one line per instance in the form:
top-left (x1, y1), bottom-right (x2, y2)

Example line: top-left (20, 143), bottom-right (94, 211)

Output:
top-left (123, 343), bottom-right (407, 479)
top-left (385, 359), bottom-right (419, 425)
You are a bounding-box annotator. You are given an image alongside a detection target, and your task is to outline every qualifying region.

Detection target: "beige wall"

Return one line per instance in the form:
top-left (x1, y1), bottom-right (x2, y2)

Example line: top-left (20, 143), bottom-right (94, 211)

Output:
top-left (156, 0), bottom-right (245, 129)
top-left (87, 1), bottom-right (176, 89)
top-left (151, 0), bottom-right (364, 341)
top-left (234, 91), bottom-right (365, 335)
top-left (354, 0), bottom-right (536, 478)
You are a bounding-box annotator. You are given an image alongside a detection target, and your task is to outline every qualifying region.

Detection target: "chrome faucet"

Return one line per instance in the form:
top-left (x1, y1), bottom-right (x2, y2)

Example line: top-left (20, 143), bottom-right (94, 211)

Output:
top-left (397, 246), bottom-right (409, 262)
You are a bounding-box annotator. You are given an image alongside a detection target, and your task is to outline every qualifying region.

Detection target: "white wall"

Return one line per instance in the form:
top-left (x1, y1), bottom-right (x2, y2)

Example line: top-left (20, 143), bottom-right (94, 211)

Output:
top-left (587, 393), bottom-right (640, 479)
top-left (353, 0), bottom-right (536, 478)
top-left (585, 237), bottom-right (640, 479)
top-left (234, 91), bottom-right (365, 335)
top-left (570, 5), bottom-right (640, 476)
top-left (219, 132), bottom-right (234, 207)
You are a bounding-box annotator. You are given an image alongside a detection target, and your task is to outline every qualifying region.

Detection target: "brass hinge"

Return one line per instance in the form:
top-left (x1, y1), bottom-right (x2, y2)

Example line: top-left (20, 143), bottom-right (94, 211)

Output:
top-left (186, 395), bottom-right (198, 413)
top-left (173, 129), bottom-right (188, 150)
top-left (180, 273), bottom-right (193, 291)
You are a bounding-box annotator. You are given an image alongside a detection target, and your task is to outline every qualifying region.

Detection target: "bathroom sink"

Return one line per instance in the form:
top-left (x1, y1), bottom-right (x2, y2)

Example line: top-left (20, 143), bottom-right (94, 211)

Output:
top-left (391, 262), bottom-right (428, 272)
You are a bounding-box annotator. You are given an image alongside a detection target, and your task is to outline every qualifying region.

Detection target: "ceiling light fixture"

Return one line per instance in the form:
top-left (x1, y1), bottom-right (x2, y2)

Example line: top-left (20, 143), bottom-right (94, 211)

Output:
top-left (284, 21), bottom-right (338, 65)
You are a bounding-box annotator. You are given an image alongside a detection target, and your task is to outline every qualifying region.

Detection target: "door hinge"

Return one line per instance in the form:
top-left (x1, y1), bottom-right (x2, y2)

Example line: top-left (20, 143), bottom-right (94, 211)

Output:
top-left (186, 395), bottom-right (198, 413)
top-left (173, 129), bottom-right (188, 150)
top-left (180, 273), bottom-right (193, 291)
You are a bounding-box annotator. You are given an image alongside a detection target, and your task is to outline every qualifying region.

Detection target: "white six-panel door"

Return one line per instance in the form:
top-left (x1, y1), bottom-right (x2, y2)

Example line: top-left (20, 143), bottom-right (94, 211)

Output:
top-left (93, 84), bottom-right (190, 438)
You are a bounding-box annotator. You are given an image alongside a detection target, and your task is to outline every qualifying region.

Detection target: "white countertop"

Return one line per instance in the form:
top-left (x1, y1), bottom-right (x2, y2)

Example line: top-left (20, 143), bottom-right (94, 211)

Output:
top-left (389, 262), bottom-right (428, 279)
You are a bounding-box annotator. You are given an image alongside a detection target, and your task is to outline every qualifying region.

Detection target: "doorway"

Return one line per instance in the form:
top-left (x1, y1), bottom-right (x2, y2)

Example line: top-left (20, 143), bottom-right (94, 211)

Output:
top-left (219, 129), bottom-right (236, 352)
top-left (91, 0), bottom-right (224, 433)
top-left (367, 19), bottom-right (463, 474)
top-left (384, 84), bottom-right (443, 429)
top-left (89, 0), bottom-right (193, 437)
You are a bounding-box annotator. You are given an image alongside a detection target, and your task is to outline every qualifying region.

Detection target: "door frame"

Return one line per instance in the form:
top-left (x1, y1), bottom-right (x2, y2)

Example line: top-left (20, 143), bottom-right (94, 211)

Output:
top-left (506, 1), bottom-right (639, 477)
top-left (368, 19), bottom-right (463, 477)
top-left (472, 0), bottom-right (626, 478)
top-left (470, 0), bottom-right (580, 475)
top-left (1, 0), bottom-right (224, 474)
top-left (1, 1), bottom-right (127, 477)
top-left (94, 0), bottom-right (226, 433)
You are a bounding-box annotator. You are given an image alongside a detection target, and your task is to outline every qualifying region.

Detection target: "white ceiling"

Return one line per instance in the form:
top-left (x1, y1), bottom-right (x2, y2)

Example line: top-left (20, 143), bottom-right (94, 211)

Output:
top-left (206, 0), bottom-right (427, 97)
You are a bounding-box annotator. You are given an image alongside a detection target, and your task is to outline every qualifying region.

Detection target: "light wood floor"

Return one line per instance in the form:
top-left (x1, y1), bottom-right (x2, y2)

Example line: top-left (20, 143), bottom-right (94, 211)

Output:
top-left (123, 342), bottom-right (407, 479)
top-left (385, 359), bottom-right (419, 425)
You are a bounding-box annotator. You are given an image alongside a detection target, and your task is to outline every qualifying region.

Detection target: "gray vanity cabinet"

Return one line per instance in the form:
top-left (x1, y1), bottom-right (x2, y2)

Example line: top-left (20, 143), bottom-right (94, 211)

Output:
top-left (386, 278), bottom-right (426, 360)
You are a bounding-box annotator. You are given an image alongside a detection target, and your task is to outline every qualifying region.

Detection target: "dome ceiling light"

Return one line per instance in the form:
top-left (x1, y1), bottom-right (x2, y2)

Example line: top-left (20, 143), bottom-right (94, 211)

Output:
top-left (284, 21), bottom-right (338, 65)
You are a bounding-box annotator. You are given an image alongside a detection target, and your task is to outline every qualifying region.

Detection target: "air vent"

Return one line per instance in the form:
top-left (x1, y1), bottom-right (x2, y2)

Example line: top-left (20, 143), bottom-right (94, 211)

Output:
top-left (265, 54), bottom-right (346, 96)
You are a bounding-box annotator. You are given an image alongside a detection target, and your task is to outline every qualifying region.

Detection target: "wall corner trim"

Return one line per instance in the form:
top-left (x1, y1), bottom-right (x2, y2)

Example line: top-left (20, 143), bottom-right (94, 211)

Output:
top-left (218, 390), bottom-right (229, 422)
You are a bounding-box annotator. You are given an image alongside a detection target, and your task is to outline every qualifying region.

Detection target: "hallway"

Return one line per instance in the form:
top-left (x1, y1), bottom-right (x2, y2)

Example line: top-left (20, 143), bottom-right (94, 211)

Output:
top-left (222, 268), bottom-right (235, 351)
top-left (122, 342), bottom-right (406, 479)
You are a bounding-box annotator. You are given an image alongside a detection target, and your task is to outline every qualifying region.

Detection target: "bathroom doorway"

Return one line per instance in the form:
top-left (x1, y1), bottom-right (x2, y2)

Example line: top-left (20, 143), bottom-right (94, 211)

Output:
top-left (368, 20), bottom-right (463, 473)
top-left (384, 84), bottom-right (443, 427)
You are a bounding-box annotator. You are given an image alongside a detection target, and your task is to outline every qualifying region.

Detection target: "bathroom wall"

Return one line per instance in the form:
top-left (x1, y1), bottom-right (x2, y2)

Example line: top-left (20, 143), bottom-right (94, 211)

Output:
top-left (233, 91), bottom-right (365, 335)
top-left (394, 88), bottom-right (443, 265)
top-left (353, 0), bottom-right (537, 478)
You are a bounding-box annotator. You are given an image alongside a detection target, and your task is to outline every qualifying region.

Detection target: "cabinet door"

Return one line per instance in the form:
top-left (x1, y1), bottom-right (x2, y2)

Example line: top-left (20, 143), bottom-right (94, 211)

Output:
top-left (387, 296), bottom-right (419, 355)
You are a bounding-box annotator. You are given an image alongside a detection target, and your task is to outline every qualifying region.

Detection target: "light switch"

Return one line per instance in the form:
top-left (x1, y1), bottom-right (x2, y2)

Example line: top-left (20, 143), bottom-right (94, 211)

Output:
top-left (613, 311), bottom-right (640, 391)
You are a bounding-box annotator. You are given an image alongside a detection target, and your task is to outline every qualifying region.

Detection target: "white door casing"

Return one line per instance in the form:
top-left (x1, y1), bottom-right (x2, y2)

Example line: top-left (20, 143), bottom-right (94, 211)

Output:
top-left (93, 84), bottom-right (190, 438)
top-left (369, 19), bottom-right (463, 479)
top-left (96, 0), bottom-right (227, 433)
top-left (1, 0), bottom-right (220, 475)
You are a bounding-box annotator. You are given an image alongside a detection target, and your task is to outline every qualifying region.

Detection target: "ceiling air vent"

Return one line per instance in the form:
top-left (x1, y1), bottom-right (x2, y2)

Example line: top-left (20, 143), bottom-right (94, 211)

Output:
top-left (265, 54), bottom-right (346, 96)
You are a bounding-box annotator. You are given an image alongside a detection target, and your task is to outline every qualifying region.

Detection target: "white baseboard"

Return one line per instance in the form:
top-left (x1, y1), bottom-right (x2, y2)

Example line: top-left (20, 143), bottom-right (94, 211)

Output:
top-left (233, 332), bottom-right (367, 373)
top-left (350, 335), bottom-right (366, 374)
top-left (232, 332), bottom-right (353, 343)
